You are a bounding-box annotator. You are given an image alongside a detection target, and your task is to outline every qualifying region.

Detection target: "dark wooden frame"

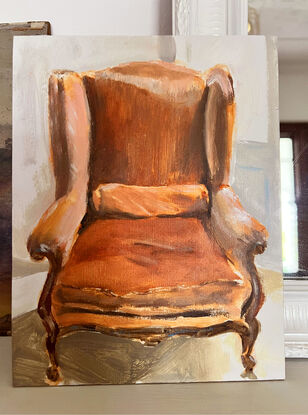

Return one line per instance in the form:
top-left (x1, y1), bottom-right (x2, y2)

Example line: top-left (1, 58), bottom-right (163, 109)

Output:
top-left (280, 123), bottom-right (308, 278)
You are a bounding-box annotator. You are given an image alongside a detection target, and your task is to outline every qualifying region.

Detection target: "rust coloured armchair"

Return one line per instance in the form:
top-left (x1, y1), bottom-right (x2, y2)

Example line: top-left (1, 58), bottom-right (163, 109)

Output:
top-left (27, 61), bottom-right (268, 383)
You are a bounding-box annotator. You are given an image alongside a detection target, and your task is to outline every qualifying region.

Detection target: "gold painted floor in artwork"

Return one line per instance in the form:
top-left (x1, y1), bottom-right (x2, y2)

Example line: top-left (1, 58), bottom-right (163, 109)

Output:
top-left (12, 268), bottom-right (285, 386)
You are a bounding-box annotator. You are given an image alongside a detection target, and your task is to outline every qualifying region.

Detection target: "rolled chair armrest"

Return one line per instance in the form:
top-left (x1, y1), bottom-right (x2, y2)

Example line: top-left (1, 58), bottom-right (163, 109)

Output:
top-left (27, 190), bottom-right (87, 268)
top-left (210, 185), bottom-right (268, 258)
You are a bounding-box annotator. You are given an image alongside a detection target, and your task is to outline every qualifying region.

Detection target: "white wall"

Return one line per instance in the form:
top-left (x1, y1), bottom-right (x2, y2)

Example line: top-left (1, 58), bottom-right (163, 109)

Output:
top-left (0, 0), bottom-right (172, 35)
top-left (279, 62), bottom-right (308, 122)
top-left (249, 2), bottom-right (308, 123)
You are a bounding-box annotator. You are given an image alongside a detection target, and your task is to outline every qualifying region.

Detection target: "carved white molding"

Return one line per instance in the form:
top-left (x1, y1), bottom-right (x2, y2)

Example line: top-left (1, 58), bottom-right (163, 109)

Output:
top-left (172, 0), bottom-right (308, 358)
top-left (172, 0), bottom-right (248, 35)
top-left (173, 0), bottom-right (191, 35)
top-left (284, 280), bottom-right (308, 358)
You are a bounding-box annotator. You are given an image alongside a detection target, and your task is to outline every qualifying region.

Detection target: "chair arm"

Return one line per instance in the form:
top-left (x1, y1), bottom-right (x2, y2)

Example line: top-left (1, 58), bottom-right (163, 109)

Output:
top-left (28, 70), bottom-right (90, 269)
top-left (210, 185), bottom-right (268, 259)
top-left (27, 190), bottom-right (87, 268)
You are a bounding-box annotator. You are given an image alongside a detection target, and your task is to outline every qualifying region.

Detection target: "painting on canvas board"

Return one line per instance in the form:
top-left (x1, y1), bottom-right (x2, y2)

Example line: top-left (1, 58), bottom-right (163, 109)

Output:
top-left (12, 36), bottom-right (285, 386)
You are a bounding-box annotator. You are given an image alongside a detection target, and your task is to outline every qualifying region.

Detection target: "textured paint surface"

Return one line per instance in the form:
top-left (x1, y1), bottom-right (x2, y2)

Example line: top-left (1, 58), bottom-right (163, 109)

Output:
top-left (27, 62), bottom-right (261, 356)
top-left (84, 61), bottom-right (207, 190)
top-left (92, 183), bottom-right (209, 217)
top-left (12, 37), bottom-right (284, 386)
top-left (12, 268), bottom-right (283, 386)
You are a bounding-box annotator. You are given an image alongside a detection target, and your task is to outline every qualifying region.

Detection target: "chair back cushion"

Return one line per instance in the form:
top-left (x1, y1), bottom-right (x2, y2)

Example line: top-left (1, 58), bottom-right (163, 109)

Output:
top-left (92, 183), bottom-right (209, 218)
top-left (83, 61), bottom-right (208, 191)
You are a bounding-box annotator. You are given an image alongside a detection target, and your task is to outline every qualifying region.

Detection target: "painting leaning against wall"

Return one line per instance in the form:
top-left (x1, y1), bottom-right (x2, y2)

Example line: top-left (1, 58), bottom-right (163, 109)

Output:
top-left (12, 36), bottom-right (285, 386)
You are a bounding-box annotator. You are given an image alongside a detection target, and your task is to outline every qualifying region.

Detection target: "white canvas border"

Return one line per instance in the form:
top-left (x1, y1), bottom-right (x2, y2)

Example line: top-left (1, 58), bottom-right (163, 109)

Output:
top-left (173, 0), bottom-right (308, 358)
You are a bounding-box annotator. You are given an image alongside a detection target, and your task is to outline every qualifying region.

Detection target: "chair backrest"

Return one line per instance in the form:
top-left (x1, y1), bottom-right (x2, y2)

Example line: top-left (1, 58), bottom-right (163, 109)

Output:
top-left (82, 61), bottom-right (208, 191)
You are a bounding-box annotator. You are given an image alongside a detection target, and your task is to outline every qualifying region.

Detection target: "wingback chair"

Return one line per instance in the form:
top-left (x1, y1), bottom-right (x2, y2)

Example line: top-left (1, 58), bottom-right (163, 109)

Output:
top-left (27, 60), bottom-right (268, 383)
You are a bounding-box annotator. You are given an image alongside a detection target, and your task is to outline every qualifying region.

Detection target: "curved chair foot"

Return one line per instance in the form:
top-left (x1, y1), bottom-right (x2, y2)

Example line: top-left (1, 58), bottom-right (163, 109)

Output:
top-left (43, 330), bottom-right (61, 384)
top-left (46, 364), bottom-right (61, 384)
top-left (241, 368), bottom-right (257, 380)
top-left (240, 317), bottom-right (260, 374)
top-left (42, 325), bottom-right (60, 383)
top-left (241, 352), bottom-right (256, 371)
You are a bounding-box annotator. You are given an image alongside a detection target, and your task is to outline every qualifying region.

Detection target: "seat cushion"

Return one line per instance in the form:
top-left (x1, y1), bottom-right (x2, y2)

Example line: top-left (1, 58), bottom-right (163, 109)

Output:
top-left (56, 217), bottom-right (245, 294)
top-left (52, 217), bottom-right (251, 330)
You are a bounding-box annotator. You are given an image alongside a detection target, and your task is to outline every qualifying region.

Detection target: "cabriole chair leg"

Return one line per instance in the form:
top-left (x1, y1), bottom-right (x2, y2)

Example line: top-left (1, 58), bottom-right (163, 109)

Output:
top-left (241, 317), bottom-right (260, 377)
top-left (37, 271), bottom-right (61, 383)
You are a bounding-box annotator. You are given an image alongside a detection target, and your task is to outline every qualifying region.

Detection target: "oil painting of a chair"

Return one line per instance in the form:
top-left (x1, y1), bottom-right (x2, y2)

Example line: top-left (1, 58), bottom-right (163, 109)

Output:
top-left (27, 60), bottom-right (268, 384)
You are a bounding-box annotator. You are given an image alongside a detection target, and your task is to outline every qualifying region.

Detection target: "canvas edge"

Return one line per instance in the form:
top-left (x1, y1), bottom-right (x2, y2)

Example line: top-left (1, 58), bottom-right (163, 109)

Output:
top-left (265, 36), bottom-right (287, 369)
top-left (173, 1), bottom-right (308, 358)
